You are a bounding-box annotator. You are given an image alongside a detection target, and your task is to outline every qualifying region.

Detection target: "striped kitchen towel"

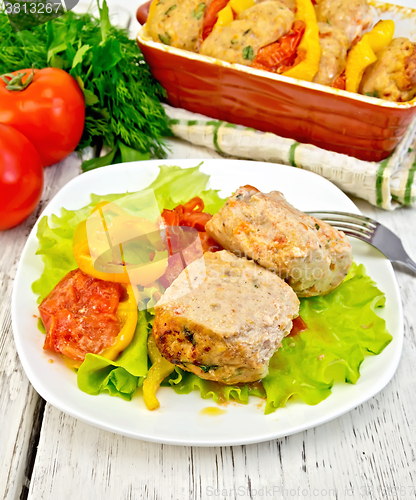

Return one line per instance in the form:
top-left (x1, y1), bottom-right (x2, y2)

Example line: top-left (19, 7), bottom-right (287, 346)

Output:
top-left (164, 103), bottom-right (416, 211)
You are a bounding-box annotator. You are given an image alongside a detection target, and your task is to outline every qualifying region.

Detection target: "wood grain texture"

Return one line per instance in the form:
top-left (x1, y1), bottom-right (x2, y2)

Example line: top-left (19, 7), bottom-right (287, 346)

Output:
top-left (0, 154), bottom-right (81, 500)
top-left (2, 138), bottom-right (416, 500)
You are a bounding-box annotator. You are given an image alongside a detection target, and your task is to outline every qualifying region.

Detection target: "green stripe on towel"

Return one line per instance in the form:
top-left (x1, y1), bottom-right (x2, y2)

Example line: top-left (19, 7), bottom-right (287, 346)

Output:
top-left (376, 158), bottom-right (390, 207)
top-left (207, 120), bottom-right (225, 154)
top-left (404, 158), bottom-right (416, 206)
top-left (289, 142), bottom-right (300, 167)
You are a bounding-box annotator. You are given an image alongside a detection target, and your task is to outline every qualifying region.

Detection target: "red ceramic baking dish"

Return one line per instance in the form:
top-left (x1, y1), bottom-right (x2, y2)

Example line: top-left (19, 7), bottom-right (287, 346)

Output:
top-left (137, 1), bottom-right (416, 162)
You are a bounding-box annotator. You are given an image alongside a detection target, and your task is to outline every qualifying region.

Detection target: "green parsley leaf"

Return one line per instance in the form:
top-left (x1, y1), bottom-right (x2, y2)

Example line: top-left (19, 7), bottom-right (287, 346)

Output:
top-left (365, 91), bottom-right (379, 98)
top-left (72, 44), bottom-right (90, 68)
top-left (98, 0), bottom-right (111, 42)
top-left (192, 3), bottom-right (206, 20)
top-left (164, 5), bottom-right (177, 15)
top-left (82, 147), bottom-right (118, 172)
top-left (159, 32), bottom-right (171, 45)
top-left (119, 142), bottom-right (152, 163)
top-left (242, 46), bottom-right (254, 60)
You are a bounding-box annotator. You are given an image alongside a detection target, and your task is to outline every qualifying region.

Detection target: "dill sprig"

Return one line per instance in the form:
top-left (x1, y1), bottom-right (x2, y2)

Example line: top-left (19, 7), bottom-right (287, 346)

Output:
top-left (0, 2), bottom-right (169, 168)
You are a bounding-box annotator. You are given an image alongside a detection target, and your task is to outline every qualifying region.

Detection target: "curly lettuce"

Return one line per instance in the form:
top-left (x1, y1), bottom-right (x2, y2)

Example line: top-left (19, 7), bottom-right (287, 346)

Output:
top-left (263, 263), bottom-right (392, 414)
top-left (32, 164), bottom-right (224, 303)
top-left (32, 164), bottom-right (225, 400)
top-left (77, 311), bottom-right (149, 400)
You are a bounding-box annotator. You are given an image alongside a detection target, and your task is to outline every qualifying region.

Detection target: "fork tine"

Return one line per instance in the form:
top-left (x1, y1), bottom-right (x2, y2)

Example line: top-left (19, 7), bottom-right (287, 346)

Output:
top-left (308, 210), bottom-right (416, 274)
top-left (307, 211), bottom-right (376, 240)
top-left (325, 224), bottom-right (372, 240)
top-left (316, 217), bottom-right (375, 234)
top-left (308, 211), bottom-right (378, 229)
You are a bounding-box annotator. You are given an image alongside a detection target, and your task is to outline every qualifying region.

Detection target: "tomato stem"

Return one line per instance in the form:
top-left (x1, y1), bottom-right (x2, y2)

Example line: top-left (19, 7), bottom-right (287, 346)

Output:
top-left (0, 69), bottom-right (34, 91)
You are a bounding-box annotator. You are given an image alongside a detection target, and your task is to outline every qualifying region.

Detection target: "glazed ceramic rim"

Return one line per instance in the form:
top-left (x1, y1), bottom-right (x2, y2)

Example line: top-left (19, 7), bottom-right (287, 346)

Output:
top-left (137, 0), bottom-right (416, 110)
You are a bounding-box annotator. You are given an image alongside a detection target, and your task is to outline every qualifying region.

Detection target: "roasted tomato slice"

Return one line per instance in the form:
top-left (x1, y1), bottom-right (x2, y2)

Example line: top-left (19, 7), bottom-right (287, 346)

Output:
top-left (288, 316), bottom-right (308, 337)
top-left (251, 21), bottom-right (306, 73)
top-left (159, 197), bottom-right (223, 288)
top-left (332, 71), bottom-right (346, 90)
top-left (202, 0), bottom-right (231, 41)
top-left (39, 269), bottom-right (125, 362)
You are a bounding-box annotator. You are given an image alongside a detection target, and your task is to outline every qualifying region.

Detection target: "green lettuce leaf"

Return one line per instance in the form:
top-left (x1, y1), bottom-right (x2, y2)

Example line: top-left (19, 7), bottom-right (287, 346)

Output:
top-left (146, 164), bottom-right (224, 214)
top-left (262, 263), bottom-right (392, 414)
top-left (166, 367), bottom-right (250, 404)
top-left (32, 192), bottom-right (126, 303)
top-left (32, 164), bottom-right (226, 399)
top-left (77, 311), bottom-right (149, 400)
top-left (32, 164), bottom-right (225, 304)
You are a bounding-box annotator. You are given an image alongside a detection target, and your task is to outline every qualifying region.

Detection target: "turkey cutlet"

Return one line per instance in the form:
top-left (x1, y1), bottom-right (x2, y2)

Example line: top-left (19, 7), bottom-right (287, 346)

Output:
top-left (205, 185), bottom-right (353, 297)
top-left (152, 250), bottom-right (299, 384)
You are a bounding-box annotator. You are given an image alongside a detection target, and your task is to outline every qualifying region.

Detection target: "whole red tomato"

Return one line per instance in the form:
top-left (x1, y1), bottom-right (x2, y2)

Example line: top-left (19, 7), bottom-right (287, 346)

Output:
top-left (0, 68), bottom-right (85, 167)
top-left (0, 124), bottom-right (43, 231)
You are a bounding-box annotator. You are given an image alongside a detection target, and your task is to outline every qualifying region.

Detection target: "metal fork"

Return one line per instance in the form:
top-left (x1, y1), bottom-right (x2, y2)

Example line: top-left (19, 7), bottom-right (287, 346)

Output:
top-left (308, 211), bottom-right (416, 274)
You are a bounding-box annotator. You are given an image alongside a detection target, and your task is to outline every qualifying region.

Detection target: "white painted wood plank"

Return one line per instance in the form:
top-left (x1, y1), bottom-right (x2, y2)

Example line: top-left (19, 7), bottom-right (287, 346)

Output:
top-left (0, 155), bottom-right (81, 500)
top-left (28, 363), bottom-right (416, 500)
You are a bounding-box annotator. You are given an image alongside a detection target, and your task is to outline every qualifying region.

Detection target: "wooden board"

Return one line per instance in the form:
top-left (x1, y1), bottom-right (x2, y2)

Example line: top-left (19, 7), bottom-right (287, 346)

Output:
top-left (2, 142), bottom-right (416, 500)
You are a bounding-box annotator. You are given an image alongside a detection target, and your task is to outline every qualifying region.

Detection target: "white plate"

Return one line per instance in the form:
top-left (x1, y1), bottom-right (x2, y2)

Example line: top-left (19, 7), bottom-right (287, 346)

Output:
top-left (12, 159), bottom-right (403, 446)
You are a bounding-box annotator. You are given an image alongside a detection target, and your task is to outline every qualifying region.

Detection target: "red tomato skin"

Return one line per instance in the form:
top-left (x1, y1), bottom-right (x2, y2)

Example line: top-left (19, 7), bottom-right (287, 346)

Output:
top-left (251, 21), bottom-right (306, 73)
top-left (159, 197), bottom-right (223, 288)
top-left (287, 316), bottom-right (308, 337)
top-left (39, 269), bottom-right (123, 361)
top-left (0, 124), bottom-right (43, 231)
top-left (332, 72), bottom-right (346, 90)
top-left (0, 68), bottom-right (85, 167)
top-left (202, 0), bottom-right (231, 40)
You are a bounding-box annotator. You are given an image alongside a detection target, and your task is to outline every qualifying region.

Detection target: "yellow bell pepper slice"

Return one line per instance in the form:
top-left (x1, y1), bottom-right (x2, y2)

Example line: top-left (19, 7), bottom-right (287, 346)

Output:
top-left (143, 334), bottom-right (175, 410)
top-left (146, 0), bottom-right (158, 27)
top-left (64, 284), bottom-right (138, 369)
top-left (214, 5), bottom-right (234, 29)
top-left (72, 203), bottom-right (168, 287)
top-left (365, 19), bottom-right (395, 54)
top-left (101, 284), bottom-right (138, 360)
top-left (283, 0), bottom-right (321, 82)
top-left (229, 0), bottom-right (255, 15)
top-left (346, 20), bottom-right (395, 94)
